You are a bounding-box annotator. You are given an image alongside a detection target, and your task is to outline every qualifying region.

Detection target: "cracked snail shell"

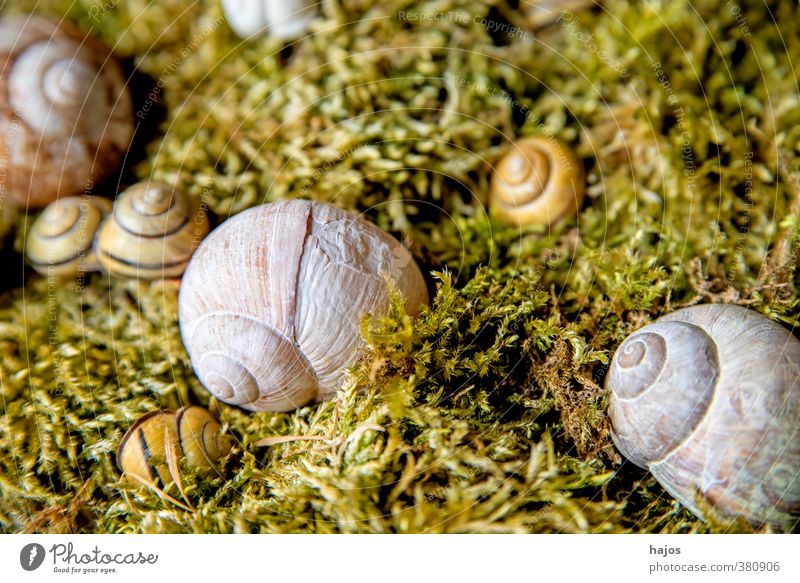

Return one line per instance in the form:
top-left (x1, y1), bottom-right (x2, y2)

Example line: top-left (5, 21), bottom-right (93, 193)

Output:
top-left (606, 304), bottom-right (800, 529)
top-left (26, 196), bottom-right (112, 279)
top-left (117, 406), bottom-right (233, 508)
top-left (0, 15), bottom-right (133, 208)
top-left (95, 182), bottom-right (210, 280)
top-left (490, 136), bottom-right (585, 229)
top-left (178, 200), bottom-right (429, 412)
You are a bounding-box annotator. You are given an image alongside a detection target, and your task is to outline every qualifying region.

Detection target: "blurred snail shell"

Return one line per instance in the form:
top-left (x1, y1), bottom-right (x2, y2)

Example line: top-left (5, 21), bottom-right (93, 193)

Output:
top-left (0, 203), bottom-right (16, 246)
top-left (26, 196), bottom-right (112, 279)
top-left (95, 182), bottom-right (210, 280)
top-left (179, 200), bottom-right (429, 412)
top-left (0, 15), bottom-right (133, 208)
top-left (117, 407), bottom-right (233, 508)
top-left (490, 136), bottom-right (585, 228)
top-left (221, 0), bottom-right (317, 40)
top-left (607, 305), bottom-right (800, 529)
top-left (524, 0), bottom-right (597, 29)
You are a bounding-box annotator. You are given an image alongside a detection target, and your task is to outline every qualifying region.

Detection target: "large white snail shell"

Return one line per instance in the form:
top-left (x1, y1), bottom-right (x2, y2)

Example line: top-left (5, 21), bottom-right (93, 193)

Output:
top-left (178, 200), bottom-right (429, 412)
top-left (221, 0), bottom-right (318, 40)
top-left (0, 15), bottom-right (133, 208)
top-left (607, 304), bottom-right (800, 529)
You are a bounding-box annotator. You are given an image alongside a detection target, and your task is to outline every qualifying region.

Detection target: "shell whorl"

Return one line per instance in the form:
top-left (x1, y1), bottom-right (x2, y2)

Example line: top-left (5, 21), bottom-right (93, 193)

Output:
top-left (0, 15), bottom-right (133, 208)
top-left (607, 320), bottom-right (719, 467)
top-left (95, 182), bottom-right (210, 280)
top-left (26, 195), bottom-right (112, 278)
top-left (490, 136), bottom-right (585, 228)
top-left (179, 200), bottom-right (430, 413)
top-left (117, 407), bottom-right (232, 488)
top-left (607, 304), bottom-right (800, 529)
top-left (9, 39), bottom-right (104, 138)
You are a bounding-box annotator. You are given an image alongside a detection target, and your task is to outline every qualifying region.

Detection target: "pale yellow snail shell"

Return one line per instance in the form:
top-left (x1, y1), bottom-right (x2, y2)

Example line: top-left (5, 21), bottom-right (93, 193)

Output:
top-left (607, 304), bottom-right (800, 529)
top-left (0, 15), bottom-right (133, 208)
top-left (179, 200), bottom-right (430, 412)
top-left (26, 196), bottom-right (112, 279)
top-left (490, 136), bottom-right (585, 228)
top-left (95, 182), bottom-right (210, 280)
top-left (117, 407), bottom-right (233, 491)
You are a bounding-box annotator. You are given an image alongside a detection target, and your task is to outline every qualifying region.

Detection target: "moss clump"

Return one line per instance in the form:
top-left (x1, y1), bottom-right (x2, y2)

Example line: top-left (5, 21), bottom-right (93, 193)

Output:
top-left (2, 0), bottom-right (799, 533)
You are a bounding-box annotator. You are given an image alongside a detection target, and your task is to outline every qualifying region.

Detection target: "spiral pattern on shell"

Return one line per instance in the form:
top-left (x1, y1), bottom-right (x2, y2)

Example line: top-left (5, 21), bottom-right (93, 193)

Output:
top-left (490, 136), bottom-right (585, 228)
top-left (179, 200), bottom-right (430, 413)
top-left (606, 305), bottom-right (800, 529)
top-left (116, 407), bottom-right (232, 490)
top-left (0, 15), bottom-right (133, 208)
top-left (26, 195), bottom-right (112, 279)
top-left (95, 182), bottom-right (210, 280)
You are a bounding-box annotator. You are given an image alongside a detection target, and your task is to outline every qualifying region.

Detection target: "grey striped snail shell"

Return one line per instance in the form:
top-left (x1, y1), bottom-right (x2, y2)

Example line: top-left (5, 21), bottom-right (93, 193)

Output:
top-left (490, 136), bottom-right (585, 228)
top-left (179, 200), bottom-right (429, 412)
top-left (95, 182), bottom-right (210, 280)
top-left (607, 304), bottom-right (800, 529)
top-left (117, 407), bottom-right (233, 508)
top-left (0, 15), bottom-right (133, 208)
top-left (26, 196), bottom-right (112, 279)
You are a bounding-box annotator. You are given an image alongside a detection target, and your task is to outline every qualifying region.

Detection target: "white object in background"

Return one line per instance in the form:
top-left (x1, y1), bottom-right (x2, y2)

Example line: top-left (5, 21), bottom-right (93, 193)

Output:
top-left (221, 0), bottom-right (318, 40)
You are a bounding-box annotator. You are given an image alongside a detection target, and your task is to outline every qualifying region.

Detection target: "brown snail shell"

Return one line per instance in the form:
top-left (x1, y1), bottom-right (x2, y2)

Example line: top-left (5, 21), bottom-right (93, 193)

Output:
top-left (117, 406), bottom-right (233, 508)
top-left (26, 196), bottom-right (112, 279)
top-left (178, 200), bottom-right (430, 412)
top-left (490, 136), bottom-right (585, 228)
top-left (95, 182), bottom-right (210, 280)
top-left (607, 304), bottom-right (800, 529)
top-left (0, 15), bottom-right (133, 208)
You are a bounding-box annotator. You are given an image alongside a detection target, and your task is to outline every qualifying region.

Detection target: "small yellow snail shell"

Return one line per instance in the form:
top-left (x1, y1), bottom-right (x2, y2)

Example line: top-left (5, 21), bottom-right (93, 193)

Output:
top-left (179, 200), bottom-right (430, 412)
top-left (607, 304), bottom-right (800, 529)
top-left (117, 407), bottom-right (233, 506)
top-left (95, 182), bottom-right (210, 280)
top-left (0, 15), bottom-right (133, 208)
top-left (26, 196), bottom-right (112, 279)
top-left (490, 136), bottom-right (585, 228)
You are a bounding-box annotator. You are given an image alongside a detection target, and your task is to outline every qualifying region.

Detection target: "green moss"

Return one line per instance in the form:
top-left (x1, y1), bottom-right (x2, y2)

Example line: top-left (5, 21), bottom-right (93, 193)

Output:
top-left (2, 0), bottom-right (798, 533)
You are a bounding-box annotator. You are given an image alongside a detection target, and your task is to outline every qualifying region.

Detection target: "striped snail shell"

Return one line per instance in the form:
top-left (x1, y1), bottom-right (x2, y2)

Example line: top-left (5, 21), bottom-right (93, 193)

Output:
top-left (0, 15), bottom-right (133, 208)
top-left (26, 196), bottom-right (112, 279)
top-left (179, 200), bottom-right (430, 412)
top-left (117, 407), bottom-right (233, 507)
top-left (490, 136), bottom-right (585, 228)
top-left (607, 304), bottom-right (800, 530)
top-left (95, 182), bottom-right (210, 280)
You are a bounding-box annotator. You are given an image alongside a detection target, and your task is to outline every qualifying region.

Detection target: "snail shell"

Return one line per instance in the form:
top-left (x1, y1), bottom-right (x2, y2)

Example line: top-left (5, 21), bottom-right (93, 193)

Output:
top-left (607, 304), bottom-right (800, 529)
top-left (490, 136), bottom-right (585, 228)
top-left (0, 203), bottom-right (16, 246)
top-left (221, 0), bottom-right (317, 40)
top-left (117, 407), bottom-right (233, 492)
top-left (26, 196), bottom-right (112, 279)
top-left (0, 15), bottom-right (133, 208)
top-left (179, 200), bottom-right (429, 412)
top-left (95, 182), bottom-right (210, 280)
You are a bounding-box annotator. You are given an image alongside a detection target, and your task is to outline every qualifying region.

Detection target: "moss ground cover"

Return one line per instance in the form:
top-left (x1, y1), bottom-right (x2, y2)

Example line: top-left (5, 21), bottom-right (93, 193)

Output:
top-left (1, 0), bottom-right (798, 533)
